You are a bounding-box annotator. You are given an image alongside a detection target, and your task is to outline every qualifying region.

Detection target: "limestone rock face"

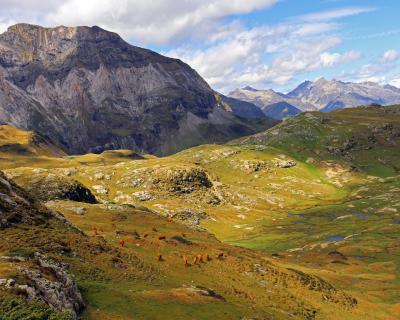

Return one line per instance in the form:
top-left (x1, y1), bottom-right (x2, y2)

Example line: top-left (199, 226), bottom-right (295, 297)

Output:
top-left (1, 253), bottom-right (85, 320)
top-left (0, 24), bottom-right (274, 156)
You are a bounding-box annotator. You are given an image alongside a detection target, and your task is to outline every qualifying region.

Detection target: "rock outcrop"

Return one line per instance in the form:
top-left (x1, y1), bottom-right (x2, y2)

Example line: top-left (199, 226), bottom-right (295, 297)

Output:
top-left (6, 171), bottom-right (97, 203)
top-left (0, 253), bottom-right (84, 320)
top-left (0, 171), bottom-right (53, 228)
top-left (0, 23), bottom-right (274, 156)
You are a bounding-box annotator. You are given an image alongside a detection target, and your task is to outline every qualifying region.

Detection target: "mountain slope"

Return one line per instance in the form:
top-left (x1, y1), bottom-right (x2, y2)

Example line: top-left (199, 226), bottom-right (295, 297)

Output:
top-left (0, 125), bottom-right (66, 156)
top-left (220, 95), bottom-right (267, 119)
top-left (262, 101), bottom-right (302, 119)
top-left (233, 105), bottom-right (400, 174)
top-left (229, 86), bottom-right (313, 111)
top-left (0, 23), bottom-right (274, 156)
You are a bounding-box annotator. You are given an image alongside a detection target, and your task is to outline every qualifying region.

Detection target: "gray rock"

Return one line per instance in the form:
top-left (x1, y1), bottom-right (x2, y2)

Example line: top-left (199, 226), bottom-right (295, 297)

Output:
top-left (18, 253), bottom-right (85, 320)
top-left (132, 191), bottom-right (153, 201)
top-left (92, 185), bottom-right (109, 195)
top-left (172, 210), bottom-right (209, 227)
top-left (273, 158), bottom-right (297, 168)
top-left (68, 207), bottom-right (86, 215)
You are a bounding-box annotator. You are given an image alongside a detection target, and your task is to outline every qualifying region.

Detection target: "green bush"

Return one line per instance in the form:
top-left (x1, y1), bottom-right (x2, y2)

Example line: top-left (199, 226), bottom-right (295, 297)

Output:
top-left (0, 295), bottom-right (71, 320)
top-left (6, 247), bottom-right (35, 259)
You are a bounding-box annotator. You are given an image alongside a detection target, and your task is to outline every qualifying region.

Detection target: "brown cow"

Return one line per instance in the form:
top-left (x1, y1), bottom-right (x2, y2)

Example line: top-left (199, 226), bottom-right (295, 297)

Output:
top-left (158, 236), bottom-right (166, 240)
top-left (216, 252), bottom-right (224, 259)
top-left (203, 253), bottom-right (210, 261)
top-left (192, 256), bottom-right (198, 265)
top-left (197, 254), bottom-right (203, 263)
top-left (118, 239), bottom-right (126, 247)
top-left (152, 227), bottom-right (158, 232)
top-left (183, 256), bottom-right (189, 266)
top-left (92, 227), bottom-right (99, 236)
top-left (143, 233), bottom-right (149, 238)
top-left (158, 254), bottom-right (163, 262)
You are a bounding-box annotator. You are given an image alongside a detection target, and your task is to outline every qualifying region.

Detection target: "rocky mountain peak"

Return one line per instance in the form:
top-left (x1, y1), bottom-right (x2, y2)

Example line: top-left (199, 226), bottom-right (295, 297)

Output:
top-left (0, 23), bottom-right (273, 155)
top-left (3, 23), bottom-right (121, 46)
top-left (230, 78), bottom-right (400, 116)
top-left (242, 85), bottom-right (258, 91)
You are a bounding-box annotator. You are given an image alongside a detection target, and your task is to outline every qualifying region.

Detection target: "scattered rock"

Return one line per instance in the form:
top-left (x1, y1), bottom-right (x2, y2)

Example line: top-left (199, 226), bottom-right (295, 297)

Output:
top-left (231, 160), bottom-right (269, 173)
top-left (182, 285), bottom-right (225, 301)
top-left (92, 185), bottom-right (109, 195)
top-left (171, 210), bottom-right (209, 227)
top-left (68, 207), bottom-right (87, 215)
top-left (273, 158), bottom-right (297, 168)
top-left (94, 173), bottom-right (105, 180)
top-left (132, 191), bottom-right (153, 201)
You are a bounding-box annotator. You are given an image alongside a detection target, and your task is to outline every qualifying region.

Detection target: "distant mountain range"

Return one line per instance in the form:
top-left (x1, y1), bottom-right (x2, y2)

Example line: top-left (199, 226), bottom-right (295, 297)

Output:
top-left (229, 78), bottom-right (400, 119)
top-left (0, 24), bottom-right (275, 156)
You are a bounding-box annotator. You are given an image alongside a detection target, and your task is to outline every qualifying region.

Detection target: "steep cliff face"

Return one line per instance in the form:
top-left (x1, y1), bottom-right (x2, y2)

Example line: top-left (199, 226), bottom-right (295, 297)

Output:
top-left (0, 24), bottom-right (273, 155)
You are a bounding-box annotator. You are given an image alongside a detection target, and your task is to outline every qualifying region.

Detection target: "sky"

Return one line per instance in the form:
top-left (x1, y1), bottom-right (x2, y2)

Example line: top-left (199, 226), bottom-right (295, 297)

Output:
top-left (0, 0), bottom-right (400, 94)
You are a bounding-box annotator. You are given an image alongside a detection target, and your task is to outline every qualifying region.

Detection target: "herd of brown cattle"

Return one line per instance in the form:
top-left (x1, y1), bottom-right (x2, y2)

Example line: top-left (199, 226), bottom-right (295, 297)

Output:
top-left (91, 225), bottom-right (225, 266)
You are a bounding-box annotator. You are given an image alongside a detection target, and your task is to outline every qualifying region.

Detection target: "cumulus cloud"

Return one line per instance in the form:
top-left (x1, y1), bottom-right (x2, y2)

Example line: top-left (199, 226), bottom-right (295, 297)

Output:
top-left (345, 49), bottom-right (400, 84)
top-left (0, 0), bottom-right (279, 44)
top-left (166, 24), bottom-right (361, 92)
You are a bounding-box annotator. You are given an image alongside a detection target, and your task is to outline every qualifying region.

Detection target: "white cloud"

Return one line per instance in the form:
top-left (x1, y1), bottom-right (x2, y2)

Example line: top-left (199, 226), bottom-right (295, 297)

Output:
top-left (345, 49), bottom-right (400, 85)
top-left (166, 25), bottom-right (361, 92)
top-left (382, 49), bottom-right (399, 63)
top-left (389, 79), bottom-right (400, 88)
top-left (0, 0), bottom-right (279, 44)
top-left (297, 6), bottom-right (374, 22)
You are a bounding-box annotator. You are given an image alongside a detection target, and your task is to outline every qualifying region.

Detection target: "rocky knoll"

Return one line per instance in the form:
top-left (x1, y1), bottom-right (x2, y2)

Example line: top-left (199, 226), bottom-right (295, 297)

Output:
top-left (0, 23), bottom-right (274, 156)
top-left (6, 169), bottom-right (97, 203)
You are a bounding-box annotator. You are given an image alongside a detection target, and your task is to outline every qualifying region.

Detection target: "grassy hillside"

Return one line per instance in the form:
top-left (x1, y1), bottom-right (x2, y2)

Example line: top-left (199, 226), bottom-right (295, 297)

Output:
top-left (0, 172), bottom-right (357, 320)
top-left (0, 125), bottom-right (66, 158)
top-left (0, 105), bottom-right (399, 319)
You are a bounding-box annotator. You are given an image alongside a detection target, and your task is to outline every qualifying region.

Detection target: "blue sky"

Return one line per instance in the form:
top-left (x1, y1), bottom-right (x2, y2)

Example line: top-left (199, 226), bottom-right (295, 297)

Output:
top-left (0, 0), bottom-right (399, 93)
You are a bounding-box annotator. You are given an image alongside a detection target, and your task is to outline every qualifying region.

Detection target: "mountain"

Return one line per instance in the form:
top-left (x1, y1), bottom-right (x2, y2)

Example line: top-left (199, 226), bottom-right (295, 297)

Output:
top-left (0, 24), bottom-right (274, 156)
top-left (288, 78), bottom-right (400, 111)
top-left (262, 101), bottom-right (302, 120)
top-left (229, 78), bottom-right (400, 117)
top-left (220, 95), bottom-right (267, 119)
top-left (229, 87), bottom-right (316, 116)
